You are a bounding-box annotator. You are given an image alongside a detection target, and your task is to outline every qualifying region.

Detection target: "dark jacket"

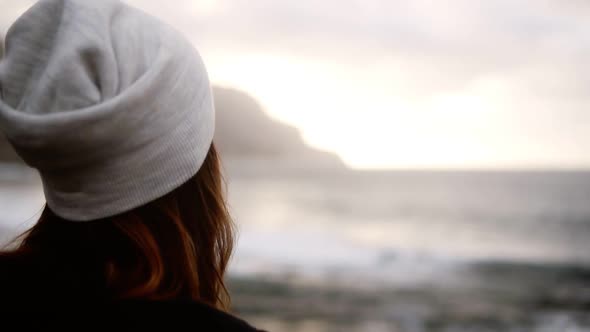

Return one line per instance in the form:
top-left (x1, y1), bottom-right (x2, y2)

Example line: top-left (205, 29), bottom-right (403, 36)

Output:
top-left (0, 256), bottom-right (264, 331)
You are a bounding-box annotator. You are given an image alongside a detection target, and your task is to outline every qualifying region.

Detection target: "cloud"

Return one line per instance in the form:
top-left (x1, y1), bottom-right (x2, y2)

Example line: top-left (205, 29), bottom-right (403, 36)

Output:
top-left (121, 0), bottom-right (589, 98)
top-left (5, 0), bottom-right (586, 99)
top-left (2, 0), bottom-right (589, 167)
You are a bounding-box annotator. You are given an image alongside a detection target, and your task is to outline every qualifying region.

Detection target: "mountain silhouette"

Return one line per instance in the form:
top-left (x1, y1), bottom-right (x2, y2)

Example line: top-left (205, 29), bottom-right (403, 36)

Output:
top-left (213, 87), bottom-right (343, 168)
top-left (0, 84), bottom-right (343, 168)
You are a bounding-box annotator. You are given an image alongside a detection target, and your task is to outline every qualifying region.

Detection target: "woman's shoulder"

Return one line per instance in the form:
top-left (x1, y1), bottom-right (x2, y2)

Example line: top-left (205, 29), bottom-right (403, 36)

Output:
top-left (0, 298), bottom-right (265, 331)
top-left (0, 256), bottom-right (264, 331)
top-left (107, 300), bottom-right (265, 331)
top-left (0, 253), bottom-right (44, 294)
top-left (0, 252), bottom-right (89, 302)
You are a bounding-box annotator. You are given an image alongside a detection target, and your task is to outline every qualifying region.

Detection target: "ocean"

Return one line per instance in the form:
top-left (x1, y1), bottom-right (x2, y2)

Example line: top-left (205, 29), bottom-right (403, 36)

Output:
top-left (1, 164), bottom-right (590, 331)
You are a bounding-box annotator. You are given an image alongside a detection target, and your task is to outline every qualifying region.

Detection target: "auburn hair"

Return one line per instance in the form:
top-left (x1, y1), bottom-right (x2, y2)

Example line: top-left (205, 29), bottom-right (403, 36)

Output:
top-left (2, 144), bottom-right (235, 309)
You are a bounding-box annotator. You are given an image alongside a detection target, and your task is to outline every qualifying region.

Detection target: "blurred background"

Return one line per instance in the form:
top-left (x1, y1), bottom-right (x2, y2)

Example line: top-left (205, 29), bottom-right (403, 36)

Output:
top-left (1, 1), bottom-right (590, 331)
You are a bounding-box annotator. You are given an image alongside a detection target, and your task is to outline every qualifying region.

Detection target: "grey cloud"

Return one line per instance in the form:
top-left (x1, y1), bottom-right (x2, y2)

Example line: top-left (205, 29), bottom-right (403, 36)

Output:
top-left (3, 1), bottom-right (587, 86)
top-left (2, 1), bottom-right (587, 101)
top-left (1, 0), bottom-right (589, 166)
top-left (145, 0), bottom-right (587, 100)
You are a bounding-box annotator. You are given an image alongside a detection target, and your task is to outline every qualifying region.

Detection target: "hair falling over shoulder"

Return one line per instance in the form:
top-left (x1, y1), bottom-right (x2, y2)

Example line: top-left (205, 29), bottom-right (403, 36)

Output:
top-left (2, 144), bottom-right (235, 310)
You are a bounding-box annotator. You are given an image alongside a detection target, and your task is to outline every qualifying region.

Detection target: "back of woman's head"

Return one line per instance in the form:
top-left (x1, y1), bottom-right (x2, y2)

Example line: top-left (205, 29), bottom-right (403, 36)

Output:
top-left (0, 0), bottom-right (234, 310)
top-left (7, 145), bottom-right (234, 309)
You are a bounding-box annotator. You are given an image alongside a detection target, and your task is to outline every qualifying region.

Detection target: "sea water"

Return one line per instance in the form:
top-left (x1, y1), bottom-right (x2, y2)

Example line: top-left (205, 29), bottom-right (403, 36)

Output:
top-left (2, 164), bottom-right (589, 331)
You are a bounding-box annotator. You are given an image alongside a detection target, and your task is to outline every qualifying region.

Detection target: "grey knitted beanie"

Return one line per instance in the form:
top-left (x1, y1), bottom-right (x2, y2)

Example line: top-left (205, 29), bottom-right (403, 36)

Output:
top-left (0, 0), bottom-right (215, 221)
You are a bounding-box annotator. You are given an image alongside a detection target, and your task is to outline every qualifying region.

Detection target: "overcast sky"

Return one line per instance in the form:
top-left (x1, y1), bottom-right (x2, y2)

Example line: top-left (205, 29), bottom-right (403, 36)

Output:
top-left (2, 0), bottom-right (589, 169)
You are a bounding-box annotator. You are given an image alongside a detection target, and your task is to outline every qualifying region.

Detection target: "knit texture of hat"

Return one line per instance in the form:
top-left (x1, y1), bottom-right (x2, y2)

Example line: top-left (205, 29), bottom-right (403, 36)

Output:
top-left (0, 0), bottom-right (215, 221)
